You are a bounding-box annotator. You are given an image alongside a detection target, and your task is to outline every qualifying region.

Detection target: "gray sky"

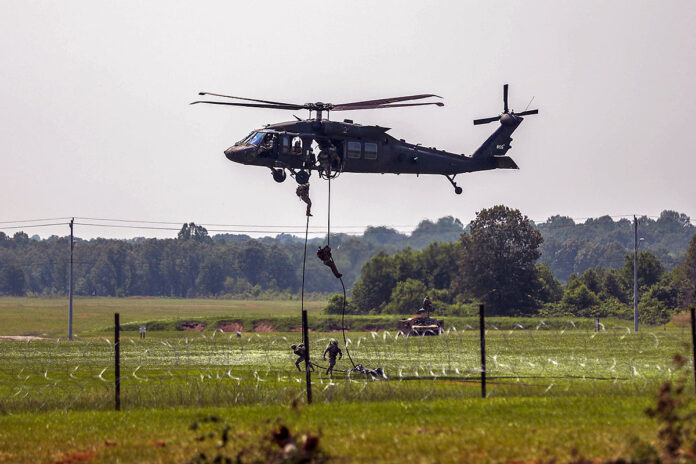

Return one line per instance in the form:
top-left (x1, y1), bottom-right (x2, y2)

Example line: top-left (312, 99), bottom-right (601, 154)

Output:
top-left (1, 1), bottom-right (694, 239)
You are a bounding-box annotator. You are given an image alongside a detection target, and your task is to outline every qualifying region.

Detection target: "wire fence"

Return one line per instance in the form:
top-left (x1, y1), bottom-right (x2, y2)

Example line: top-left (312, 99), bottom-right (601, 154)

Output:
top-left (0, 323), bottom-right (691, 413)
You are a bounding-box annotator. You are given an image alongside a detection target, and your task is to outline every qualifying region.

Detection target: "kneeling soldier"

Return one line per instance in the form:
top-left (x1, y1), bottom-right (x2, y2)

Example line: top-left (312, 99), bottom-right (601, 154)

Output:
top-left (291, 343), bottom-right (314, 372)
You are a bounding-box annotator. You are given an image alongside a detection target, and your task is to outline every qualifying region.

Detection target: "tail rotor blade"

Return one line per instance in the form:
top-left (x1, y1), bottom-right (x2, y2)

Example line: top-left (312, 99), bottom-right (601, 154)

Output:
top-left (503, 84), bottom-right (509, 113)
top-left (515, 109), bottom-right (539, 117)
top-left (473, 116), bottom-right (501, 125)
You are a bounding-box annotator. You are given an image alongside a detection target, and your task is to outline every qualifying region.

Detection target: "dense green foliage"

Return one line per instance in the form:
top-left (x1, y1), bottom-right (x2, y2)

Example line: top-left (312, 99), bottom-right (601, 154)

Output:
top-left (346, 207), bottom-right (695, 323)
top-left (1, 209), bottom-right (694, 302)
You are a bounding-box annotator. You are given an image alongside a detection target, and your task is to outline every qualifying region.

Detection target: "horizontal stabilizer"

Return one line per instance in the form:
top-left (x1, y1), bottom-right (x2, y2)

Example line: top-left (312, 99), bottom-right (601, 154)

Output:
top-left (493, 156), bottom-right (518, 170)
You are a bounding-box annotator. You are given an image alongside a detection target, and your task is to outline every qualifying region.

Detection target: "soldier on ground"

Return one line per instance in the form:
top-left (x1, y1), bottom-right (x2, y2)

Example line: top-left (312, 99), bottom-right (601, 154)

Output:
top-left (291, 343), bottom-right (314, 372)
top-left (296, 183), bottom-right (312, 217)
top-left (322, 340), bottom-right (343, 376)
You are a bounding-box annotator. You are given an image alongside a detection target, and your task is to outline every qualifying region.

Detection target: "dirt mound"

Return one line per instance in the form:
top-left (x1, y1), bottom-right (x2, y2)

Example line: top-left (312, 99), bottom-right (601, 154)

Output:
top-left (218, 322), bottom-right (244, 333)
top-left (254, 322), bottom-right (276, 332)
top-left (178, 321), bottom-right (206, 332)
top-left (671, 311), bottom-right (691, 327)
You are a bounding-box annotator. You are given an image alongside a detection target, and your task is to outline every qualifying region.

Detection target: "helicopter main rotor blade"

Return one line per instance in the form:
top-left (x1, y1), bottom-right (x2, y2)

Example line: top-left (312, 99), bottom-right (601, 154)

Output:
top-left (473, 116), bottom-right (501, 125)
top-left (515, 109), bottom-right (539, 116)
top-left (332, 101), bottom-right (444, 111)
top-left (503, 84), bottom-right (509, 113)
top-left (335, 94), bottom-right (442, 108)
top-left (197, 92), bottom-right (301, 107)
top-left (190, 101), bottom-right (305, 110)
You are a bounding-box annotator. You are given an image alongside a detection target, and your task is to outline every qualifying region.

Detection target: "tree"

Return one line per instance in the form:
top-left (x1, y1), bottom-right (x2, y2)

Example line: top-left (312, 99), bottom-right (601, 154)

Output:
top-left (178, 223), bottom-right (211, 243)
top-left (675, 233), bottom-right (696, 308)
top-left (351, 252), bottom-right (397, 313)
top-left (323, 294), bottom-right (356, 315)
top-left (453, 205), bottom-right (543, 315)
top-left (383, 278), bottom-right (428, 314)
top-left (620, 250), bottom-right (665, 290)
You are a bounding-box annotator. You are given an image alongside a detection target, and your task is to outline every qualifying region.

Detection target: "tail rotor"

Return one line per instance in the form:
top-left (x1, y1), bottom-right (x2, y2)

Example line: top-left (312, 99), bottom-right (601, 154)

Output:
top-left (473, 84), bottom-right (538, 125)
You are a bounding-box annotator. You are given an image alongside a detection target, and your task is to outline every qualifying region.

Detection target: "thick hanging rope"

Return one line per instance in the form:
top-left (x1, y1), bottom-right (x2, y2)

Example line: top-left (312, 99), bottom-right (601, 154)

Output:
top-left (327, 175), bottom-right (357, 369)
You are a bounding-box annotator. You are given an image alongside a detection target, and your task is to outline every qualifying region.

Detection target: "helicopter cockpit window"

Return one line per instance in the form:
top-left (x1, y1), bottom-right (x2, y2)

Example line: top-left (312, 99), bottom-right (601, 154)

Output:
top-left (239, 132), bottom-right (254, 144)
top-left (346, 141), bottom-right (362, 159)
top-left (247, 132), bottom-right (265, 146)
top-left (364, 142), bottom-right (378, 160)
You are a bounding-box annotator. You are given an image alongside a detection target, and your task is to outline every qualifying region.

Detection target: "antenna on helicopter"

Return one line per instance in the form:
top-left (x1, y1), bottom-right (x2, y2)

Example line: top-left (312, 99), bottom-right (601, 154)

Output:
top-left (473, 84), bottom-right (538, 125)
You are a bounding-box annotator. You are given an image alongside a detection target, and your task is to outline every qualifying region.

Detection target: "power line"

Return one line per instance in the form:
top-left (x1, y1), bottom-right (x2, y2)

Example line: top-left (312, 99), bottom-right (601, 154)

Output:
top-left (0, 222), bottom-right (68, 230)
top-left (0, 217), bottom-right (72, 224)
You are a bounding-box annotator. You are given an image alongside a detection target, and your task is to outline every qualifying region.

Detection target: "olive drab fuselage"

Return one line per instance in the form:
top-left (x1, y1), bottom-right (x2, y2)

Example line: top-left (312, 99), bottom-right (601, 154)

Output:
top-left (225, 116), bottom-right (522, 177)
top-left (206, 85), bottom-right (537, 193)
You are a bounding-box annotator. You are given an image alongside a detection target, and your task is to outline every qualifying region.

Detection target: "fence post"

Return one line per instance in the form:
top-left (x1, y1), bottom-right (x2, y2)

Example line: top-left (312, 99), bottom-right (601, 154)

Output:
top-left (115, 312), bottom-right (120, 411)
top-left (691, 307), bottom-right (696, 394)
top-left (302, 309), bottom-right (312, 404)
top-left (479, 304), bottom-right (486, 398)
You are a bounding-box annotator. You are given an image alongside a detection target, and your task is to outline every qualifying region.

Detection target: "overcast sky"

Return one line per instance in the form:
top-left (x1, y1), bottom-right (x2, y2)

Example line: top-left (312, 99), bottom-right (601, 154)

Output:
top-left (1, 1), bottom-right (694, 239)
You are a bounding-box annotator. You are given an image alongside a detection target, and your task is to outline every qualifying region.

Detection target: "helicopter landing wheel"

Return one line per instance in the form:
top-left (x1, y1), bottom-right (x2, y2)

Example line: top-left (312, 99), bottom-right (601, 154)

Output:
top-left (445, 175), bottom-right (462, 195)
top-left (272, 168), bottom-right (287, 183)
top-left (295, 170), bottom-right (310, 184)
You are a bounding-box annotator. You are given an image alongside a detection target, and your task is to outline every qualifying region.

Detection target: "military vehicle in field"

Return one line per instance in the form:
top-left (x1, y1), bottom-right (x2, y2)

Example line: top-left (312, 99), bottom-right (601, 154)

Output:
top-left (398, 300), bottom-right (444, 336)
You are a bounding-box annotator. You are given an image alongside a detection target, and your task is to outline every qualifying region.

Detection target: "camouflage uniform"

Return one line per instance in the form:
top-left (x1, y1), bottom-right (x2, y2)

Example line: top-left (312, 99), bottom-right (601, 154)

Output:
top-left (422, 295), bottom-right (433, 315)
top-left (291, 343), bottom-right (314, 372)
top-left (295, 184), bottom-right (312, 217)
top-left (317, 149), bottom-right (331, 177)
top-left (322, 340), bottom-right (343, 376)
top-left (316, 245), bottom-right (342, 278)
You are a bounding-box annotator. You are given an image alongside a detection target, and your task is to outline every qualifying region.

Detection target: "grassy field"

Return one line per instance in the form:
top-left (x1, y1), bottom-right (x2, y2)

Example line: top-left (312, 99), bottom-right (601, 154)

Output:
top-left (0, 297), bottom-right (692, 462)
top-left (0, 297), bottom-right (326, 337)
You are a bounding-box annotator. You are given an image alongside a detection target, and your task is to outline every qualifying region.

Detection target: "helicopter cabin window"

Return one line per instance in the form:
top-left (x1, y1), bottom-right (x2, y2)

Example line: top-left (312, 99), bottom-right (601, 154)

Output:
top-left (346, 141), bottom-right (362, 159)
top-left (247, 132), bottom-right (265, 146)
top-left (291, 136), bottom-right (303, 154)
top-left (281, 135), bottom-right (291, 153)
top-left (364, 142), bottom-right (378, 160)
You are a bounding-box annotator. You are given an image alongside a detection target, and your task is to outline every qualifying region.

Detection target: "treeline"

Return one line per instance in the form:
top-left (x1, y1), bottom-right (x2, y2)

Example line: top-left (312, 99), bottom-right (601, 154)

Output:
top-left (0, 209), bottom-right (694, 302)
top-left (0, 219), bottom-right (463, 297)
top-left (329, 206), bottom-right (696, 325)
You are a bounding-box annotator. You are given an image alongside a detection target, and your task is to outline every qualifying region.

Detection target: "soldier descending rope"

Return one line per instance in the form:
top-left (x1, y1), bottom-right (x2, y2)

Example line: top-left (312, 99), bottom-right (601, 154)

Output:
top-left (296, 183), bottom-right (312, 217)
top-left (322, 340), bottom-right (343, 376)
top-left (291, 343), bottom-right (314, 372)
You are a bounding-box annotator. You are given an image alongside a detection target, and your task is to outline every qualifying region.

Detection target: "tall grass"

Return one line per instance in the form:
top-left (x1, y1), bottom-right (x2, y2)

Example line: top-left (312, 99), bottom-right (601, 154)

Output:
top-left (0, 323), bottom-right (689, 413)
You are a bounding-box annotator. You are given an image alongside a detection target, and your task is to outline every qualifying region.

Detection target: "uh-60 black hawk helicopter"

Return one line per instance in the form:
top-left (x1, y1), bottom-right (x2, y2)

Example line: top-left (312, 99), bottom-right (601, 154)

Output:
top-left (191, 84), bottom-right (538, 194)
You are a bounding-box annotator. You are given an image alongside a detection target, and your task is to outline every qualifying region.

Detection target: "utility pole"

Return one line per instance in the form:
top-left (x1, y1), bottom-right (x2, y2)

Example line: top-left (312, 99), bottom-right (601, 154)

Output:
top-left (69, 218), bottom-right (74, 340)
top-left (633, 215), bottom-right (638, 332)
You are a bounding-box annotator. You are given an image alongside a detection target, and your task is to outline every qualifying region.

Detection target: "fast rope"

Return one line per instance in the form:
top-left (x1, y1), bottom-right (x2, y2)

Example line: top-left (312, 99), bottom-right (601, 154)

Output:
top-left (328, 175), bottom-right (357, 369)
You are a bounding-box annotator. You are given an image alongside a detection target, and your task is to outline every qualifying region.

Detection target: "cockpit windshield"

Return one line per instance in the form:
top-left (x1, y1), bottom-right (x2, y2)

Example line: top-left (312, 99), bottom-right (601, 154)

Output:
top-left (247, 132), bottom-right (265, 146)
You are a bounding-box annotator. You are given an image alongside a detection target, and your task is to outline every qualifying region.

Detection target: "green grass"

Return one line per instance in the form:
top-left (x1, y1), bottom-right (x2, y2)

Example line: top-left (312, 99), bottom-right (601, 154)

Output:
top-left (0, 297), bottom-right (692, 462)
top-left (0, 297), bottom-right (326, 337)
top-left (0, 397), bottom-right (659, 463)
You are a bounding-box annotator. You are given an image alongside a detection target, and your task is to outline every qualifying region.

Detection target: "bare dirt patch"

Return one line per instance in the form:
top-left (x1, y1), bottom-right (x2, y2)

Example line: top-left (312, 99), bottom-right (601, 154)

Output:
top-left (290, 326), bottom-right (314, 332)
top-left (254, 322), bottom-right (276, 332)
top-left (218, 322), bottom-right (244, 333)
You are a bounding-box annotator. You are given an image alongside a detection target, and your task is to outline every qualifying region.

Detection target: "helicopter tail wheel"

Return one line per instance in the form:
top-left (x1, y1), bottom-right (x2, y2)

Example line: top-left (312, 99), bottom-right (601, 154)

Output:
top-left (272, 168), bottom-right (287, 183)
top-left (445, 175), bottom-right (462, 195)
top-left (295, 170), bottom-right (310, 185)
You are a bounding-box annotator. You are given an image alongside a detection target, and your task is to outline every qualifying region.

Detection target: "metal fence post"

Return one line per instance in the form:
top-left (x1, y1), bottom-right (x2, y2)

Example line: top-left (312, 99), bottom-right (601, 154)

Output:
top-left (115, 312), bottom-right (120, 411)
top-left (479, 304), bottom-right (486, 398)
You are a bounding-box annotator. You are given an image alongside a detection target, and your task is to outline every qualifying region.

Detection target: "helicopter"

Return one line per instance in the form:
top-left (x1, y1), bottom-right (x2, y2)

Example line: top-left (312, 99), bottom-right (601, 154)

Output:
top-left (191, 84), bottom-right (538, 194)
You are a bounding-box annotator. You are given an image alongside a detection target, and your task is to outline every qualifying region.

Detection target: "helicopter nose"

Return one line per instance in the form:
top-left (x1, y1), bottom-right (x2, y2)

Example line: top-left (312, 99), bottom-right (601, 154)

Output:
top-left (224, 146), bottom-right (250, 162)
